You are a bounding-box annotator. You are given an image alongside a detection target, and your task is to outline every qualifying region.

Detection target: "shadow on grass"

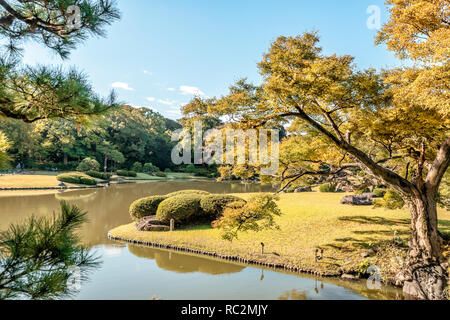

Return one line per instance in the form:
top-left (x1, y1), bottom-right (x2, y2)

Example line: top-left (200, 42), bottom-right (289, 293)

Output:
top-left (180, 224), bottom-right (213, 231)
top-left (352, 230), bottom-right (410, 236)
top-left (338, 216), bottom-right (410, 226)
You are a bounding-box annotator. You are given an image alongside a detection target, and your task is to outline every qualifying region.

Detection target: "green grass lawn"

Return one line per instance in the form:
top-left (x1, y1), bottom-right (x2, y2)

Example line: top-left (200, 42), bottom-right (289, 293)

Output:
top-left (0, 171), bottom-right (208, 188)
top-left (110, 192), bottom-right (450, 280)
top-left (0, 174), bottom-right (74, 188)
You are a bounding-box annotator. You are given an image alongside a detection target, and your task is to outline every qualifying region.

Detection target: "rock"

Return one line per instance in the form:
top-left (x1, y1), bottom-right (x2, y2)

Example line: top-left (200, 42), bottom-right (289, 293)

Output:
top-left (135, 216), bottom-right (170, 232)
top-left (341, 273), bottom-right (360, 280)
top-left (294, 186), bottom-right (312, 193)
top-left (340, 194), bottom-right (373, 206)
top-left (403, 265), bottom-right (446, 300)
top-left (58, 182), bottom-right (67, 189)
top-left (360, 249), bottom-right (376, 258)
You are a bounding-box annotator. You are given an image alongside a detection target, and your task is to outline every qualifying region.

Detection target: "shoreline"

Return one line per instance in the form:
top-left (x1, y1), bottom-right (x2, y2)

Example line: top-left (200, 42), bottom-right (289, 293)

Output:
top-left (0, 186), bottom-right (102, 191)
top-left (107, 232), bottom-right (343, 278)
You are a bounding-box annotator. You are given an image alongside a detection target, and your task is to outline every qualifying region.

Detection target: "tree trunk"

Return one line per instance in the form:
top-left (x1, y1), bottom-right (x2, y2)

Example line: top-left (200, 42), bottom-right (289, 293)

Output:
top-left (398, 187), bottom-right (447, 300)
top-left (63, 153), bottom-right (68, 165)
top-left (104, 156), bottom-right (108, 173)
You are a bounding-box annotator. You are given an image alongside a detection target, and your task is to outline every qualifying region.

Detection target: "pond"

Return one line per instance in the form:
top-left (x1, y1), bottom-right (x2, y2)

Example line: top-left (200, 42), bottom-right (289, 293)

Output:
top-left (0, 180), bottom-right (404, 300)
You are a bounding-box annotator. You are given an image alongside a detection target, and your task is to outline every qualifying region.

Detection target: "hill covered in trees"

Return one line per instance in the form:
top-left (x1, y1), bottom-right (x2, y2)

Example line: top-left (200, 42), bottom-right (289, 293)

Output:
top-left (0, 105), bottom-right (181, 171)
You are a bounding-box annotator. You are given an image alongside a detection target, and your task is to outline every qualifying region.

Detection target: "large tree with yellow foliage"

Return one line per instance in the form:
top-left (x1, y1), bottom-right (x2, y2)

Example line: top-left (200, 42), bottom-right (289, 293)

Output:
top-left (183, 1), bottom-right (449, 299)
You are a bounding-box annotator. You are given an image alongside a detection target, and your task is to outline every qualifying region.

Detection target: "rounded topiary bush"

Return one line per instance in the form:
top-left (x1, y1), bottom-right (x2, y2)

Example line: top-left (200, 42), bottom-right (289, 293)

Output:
top-left (143, 163), bottom-right (159, 173)
top-left (156, 194), bottom-right (203, 225)
top-left (155, 171), bottom-right (167, 177)
top-left (200, 194), bottom-right (245, 219)
top-left (117, 170), bottom-right (137, 177)
top-left (354, 188), bottom-right (371, 195)
top-left (166, 190), bottom-right (210, 198)
top-left (374, 189), bottom-right (405, 209)
top-left (86, 171), bottom-right (112, 180)
top-left (57, 172), bottom-right (97, 186)
top-left (77, 157), bottom-right (100, 172)
top-left (130, 195), bottom-right (168, 221)
top-left (319, 183), bottom-right (336, 193)
top-left (373, 188), bottom-right (387, 198)
top-left (127, 170), bottom-right (137, 177)
top-left (131, 162), bottom-right (143, 173)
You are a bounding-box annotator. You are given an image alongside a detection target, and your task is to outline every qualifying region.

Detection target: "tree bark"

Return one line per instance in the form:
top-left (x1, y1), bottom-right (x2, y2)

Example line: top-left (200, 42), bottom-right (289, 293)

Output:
top-left (398, 186), bottom-right (447, 300)
top-left (104, 156), bottom-right (108, 173)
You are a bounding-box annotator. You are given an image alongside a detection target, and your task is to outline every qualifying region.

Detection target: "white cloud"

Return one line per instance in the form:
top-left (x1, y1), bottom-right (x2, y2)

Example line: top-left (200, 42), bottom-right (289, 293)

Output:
top-left (179, 85), bottom-right (205, 96)
top-left (111, 82), bottom-right (134, 91)
top-left (167, 88), bottom-right (175, 92)
top-left (146, 97), bottom-right (156, 102)
top-left (158, 99), bottom-right (176, 106)
top-left (143, 70), bottom-right (152, 75)
top-left (104, 246), bottom-right (123, 258)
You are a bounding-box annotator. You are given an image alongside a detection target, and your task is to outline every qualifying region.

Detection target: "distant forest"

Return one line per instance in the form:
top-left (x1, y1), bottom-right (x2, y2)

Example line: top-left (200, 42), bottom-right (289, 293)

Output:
top-left (0, 105), bottom-right (182, 171)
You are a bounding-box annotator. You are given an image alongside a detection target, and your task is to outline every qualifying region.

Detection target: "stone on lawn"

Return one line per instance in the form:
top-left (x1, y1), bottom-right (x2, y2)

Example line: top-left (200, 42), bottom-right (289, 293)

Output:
top-left (135, 216), bottom-right (170, 232)
top-left (294, 186), bottom-right (312, 193)
top-left (340, 193), bottom-right (374, 206)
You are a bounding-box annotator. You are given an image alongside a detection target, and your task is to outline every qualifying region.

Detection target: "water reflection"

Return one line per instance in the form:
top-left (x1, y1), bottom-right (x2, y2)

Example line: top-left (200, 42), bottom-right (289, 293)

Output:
top-left (74, 244), bottom-right (403, 300)
top-left (129, 245), bottom-right (244, 275)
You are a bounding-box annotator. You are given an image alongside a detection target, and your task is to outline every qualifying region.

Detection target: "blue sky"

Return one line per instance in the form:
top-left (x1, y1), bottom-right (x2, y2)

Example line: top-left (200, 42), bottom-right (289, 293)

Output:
top-left (22, 0), bottom-right (401, 119)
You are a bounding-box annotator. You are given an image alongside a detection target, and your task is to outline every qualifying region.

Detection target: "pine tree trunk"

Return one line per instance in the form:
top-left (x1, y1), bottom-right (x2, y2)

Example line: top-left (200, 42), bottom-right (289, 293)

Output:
top-left (398, 187), bottom-right (447, 300)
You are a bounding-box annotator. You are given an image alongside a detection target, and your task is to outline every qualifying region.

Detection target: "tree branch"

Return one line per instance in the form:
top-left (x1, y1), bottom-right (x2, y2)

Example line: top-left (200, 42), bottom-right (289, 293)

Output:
top-left (292, 105), bottom-right (415, 194)
top-left (426, 136), bottom-right (450, 190)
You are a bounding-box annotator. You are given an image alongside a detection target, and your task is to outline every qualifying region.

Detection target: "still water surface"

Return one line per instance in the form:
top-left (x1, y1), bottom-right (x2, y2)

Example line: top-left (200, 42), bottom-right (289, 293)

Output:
top-left (0, 180), bottom-right (404, 300)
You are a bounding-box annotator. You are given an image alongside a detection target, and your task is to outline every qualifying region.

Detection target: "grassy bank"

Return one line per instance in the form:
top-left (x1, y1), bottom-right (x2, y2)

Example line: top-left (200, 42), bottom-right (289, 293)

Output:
top-left (109, 192), bottom-right (450, 279)
top-left (0, 171), bottom-right (207, 187)
top-left (0, 173), bottom-right (69, 188)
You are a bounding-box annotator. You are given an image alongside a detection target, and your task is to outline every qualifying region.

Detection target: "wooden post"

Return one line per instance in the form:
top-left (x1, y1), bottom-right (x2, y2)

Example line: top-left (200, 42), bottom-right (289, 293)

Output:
top-left (170, 219), bottom-right (174, 231)
top-left (261, 242), bottom-right (265, 254)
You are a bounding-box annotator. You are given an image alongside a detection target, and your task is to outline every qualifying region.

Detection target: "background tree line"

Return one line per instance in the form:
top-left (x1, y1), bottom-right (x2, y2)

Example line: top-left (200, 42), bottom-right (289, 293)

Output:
top-left (0, 105), bottom-right (181, 172)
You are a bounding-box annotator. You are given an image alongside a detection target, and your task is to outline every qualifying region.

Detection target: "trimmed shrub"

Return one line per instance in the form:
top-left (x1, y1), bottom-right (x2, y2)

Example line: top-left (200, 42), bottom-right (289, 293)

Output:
top-left (155, 171), bottom-right (167, 177)
top-left (354, 188), bottom-right (371, 195)
top-left (128, 170), bottom-right (137, 177)
top-left (130, 195), bottom-right (168, 221)
top-left (131, 162), bottom-right (143, 173)
top-left (117, 170), bottom-right (138, 177)
top-left (77, 157), bottom-right (100, 172)
top-left (319, 183), bottom-right (336, 193)
top-left (373, 188), bottom-right (387, 198)
top-left (143, 163), bottom-right (159, 173)
top-left (86, 171), bottom-right (112, 180)
top-left (57, 172), bottom-right (97, 186)
top-left (156, 194), bottom-right (203, 225)
top-left (200, 194), bottom-right (245, 219)
top-left (374, 190), bottom-right (405, 209)
top-left (166, 190), bottom-right (210, 198)
top-left (116, 169), bottom-right (128, 177)
top-left (164, 168), bottom-right (172, 173)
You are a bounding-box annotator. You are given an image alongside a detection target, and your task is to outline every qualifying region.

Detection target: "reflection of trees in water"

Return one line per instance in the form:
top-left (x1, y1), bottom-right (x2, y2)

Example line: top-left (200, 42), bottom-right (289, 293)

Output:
top-left (305, 276), bottom-right (404, 300)
top-left (129, 244), bottom-right (245, 275)
top-left (278, 289), bottom-right (308, 300)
